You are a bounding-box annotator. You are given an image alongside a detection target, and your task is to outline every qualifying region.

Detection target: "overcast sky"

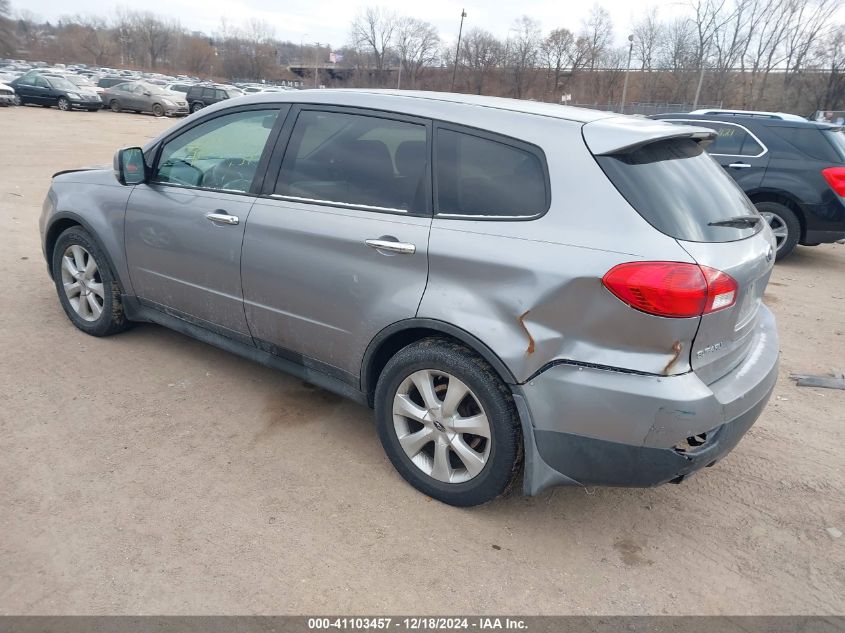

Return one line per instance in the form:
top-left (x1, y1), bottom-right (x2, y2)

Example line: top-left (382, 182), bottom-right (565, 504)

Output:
top-left (20, 0), bottom-right (692, 49)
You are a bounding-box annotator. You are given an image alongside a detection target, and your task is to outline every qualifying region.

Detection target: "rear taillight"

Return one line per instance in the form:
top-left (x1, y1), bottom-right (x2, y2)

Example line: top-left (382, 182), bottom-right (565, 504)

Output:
top-left (602, 262), bottom-right (737, 318)
top-left (822, 167), bottom-right (845, 196)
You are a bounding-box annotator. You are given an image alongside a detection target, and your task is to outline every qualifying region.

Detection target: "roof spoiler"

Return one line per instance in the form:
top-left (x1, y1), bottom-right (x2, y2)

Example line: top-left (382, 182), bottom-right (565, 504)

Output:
top-left (582, 116), bottom-right (716, 155)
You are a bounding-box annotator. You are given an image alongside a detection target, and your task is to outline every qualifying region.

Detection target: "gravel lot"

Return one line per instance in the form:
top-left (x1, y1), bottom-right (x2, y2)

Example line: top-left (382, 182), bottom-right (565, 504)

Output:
top-left (0, 105), bottom-right (843, 615)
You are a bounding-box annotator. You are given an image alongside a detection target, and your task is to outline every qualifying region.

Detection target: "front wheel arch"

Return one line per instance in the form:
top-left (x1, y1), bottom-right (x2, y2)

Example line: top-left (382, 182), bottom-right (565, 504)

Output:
top-left (44, 214), bottom-right (126, 295)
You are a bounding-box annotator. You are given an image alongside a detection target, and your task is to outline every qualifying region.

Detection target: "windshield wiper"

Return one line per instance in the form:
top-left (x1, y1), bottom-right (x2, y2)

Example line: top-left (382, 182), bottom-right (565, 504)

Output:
top-left (708, 215), bottom-right (762, 228)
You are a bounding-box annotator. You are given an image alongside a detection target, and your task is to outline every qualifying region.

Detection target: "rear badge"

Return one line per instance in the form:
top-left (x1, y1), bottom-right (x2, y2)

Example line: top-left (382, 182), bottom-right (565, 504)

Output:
top-left (696, 342), bottom-right (726, 358)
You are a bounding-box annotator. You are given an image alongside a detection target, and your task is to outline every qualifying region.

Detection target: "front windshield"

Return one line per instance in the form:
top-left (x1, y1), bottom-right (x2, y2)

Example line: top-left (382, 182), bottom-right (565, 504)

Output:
top-left (69, 76), bottom-right (91, 87)
top-left (48, 77), bottom-right (78, 91)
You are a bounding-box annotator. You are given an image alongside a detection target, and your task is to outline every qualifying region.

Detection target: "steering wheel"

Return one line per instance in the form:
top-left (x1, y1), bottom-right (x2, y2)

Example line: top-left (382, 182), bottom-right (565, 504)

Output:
top-left (203, 158), bottom-right (254, 192)
top-left (158, 158), bottom-right (203, 187)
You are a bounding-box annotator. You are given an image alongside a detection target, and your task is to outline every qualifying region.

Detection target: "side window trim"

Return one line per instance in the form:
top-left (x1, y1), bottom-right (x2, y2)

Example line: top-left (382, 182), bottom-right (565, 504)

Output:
top-left (148, 103), bottom-right (291, 197)
top-left (432, 121), bottom-right (551, 221)
top-left (261, 104), bottom-right (433, 217)
top-left (671, 119), bottom-right (768, 158)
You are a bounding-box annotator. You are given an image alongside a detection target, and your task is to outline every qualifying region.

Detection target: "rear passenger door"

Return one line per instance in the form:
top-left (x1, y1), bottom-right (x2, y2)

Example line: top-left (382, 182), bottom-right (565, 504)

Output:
top-left (241, 105), bottom-right (432, 384)
top-left (669, 119), bottom-right (768, 190)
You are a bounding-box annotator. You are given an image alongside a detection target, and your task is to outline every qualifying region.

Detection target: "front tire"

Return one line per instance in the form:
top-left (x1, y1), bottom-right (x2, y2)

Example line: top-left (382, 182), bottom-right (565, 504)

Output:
top-left (12, 94), bottom-right (21, 106)
top-left (51, 227), bottom-right (130, 337)
top-left (756, 201), bottom-right (800, 261)
top-left (152, 103), bottom-right (164, 117)
top-left (57, 97), bottom-right (71, 111)
top-left (375, 338), bottom-right (522, 507)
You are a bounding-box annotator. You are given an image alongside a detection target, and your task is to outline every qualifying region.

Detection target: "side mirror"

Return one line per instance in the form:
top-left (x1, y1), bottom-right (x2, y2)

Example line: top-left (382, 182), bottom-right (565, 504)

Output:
top-left (114, 147), bottom-right (147, 185)
top-left (143, 91), bottom-right (151, 96)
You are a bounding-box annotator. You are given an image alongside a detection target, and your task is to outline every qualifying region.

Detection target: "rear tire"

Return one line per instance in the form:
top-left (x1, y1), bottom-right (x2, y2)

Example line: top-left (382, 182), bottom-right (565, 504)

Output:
top-left (191, 102), bottom-right (204, 113)
top-left (375, 337), bottom-right (522, 507)
top-left (756, 201), bottom-right (800, 261)
top-left (51, 227), bottom-right (130, 337)
top-left (110, 100), bottom-right (120, 113)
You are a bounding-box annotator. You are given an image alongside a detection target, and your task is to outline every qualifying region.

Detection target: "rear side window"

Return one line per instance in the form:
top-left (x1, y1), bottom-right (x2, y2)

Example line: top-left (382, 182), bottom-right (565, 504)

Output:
top-left (668, 120), bottom-right (763, 156)
top-left (596, 138), bottom-right (761, 243)
top-left (435, 128), bottom-right (547, 217)
top-left (769, 125), bottom-right (842, 162)
top-left (275, 110), bottom-right (428, 212)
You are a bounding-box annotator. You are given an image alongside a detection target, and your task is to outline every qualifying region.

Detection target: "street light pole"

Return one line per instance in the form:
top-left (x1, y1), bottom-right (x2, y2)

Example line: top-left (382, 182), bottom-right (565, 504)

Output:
top-left (314, 42), bottom-right (320, 88)
top-left (450, 9), bottom-right (467, 92)
top-left (620, 34), bottom-right (634, 114)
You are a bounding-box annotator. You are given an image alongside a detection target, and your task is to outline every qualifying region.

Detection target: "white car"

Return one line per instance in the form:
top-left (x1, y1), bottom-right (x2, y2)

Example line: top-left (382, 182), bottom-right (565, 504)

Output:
top-left (0, 82), bottom-right (15, 106)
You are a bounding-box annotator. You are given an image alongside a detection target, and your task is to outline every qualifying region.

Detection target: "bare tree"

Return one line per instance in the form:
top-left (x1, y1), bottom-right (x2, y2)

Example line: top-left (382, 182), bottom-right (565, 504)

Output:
top-left (656, 17), bottom-right (698, 102)
top-left (632, 8), bottom-right (664, 100)
top-left (781, 0), bottom-right (841, 106)
top-left (810, 24), bottom-right (845, 110)
top-left (506, 16), bottom-right (541, 98)
top-left (350, 6), bottom-right (398, 84)
top-left (0, 0), bottom-right (17, 56)
top-left (580, 4), bottom-right (614, 72)
top-left (73, 15), bottom-right (114, 66)
top-left (394, 17), bottom-right (439, 88)
top-left (459, 28), bottom-right (504, 95)
top-left (542, 27), bottom-right (575, 97)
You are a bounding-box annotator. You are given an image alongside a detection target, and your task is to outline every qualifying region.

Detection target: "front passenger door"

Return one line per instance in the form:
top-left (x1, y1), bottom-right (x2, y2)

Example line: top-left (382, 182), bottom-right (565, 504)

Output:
top-left (125, 106), bottom-right (287, 340)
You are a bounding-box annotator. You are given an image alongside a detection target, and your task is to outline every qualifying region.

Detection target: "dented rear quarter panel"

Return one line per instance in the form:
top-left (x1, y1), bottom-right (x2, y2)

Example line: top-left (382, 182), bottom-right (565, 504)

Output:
top-left (418, 115), bottom-right (702, 382)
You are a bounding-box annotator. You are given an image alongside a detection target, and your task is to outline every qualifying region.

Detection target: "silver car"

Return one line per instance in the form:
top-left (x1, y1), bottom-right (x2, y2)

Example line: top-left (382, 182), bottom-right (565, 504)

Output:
top-left (102, 81), bottom-right (188, 117)
top-left (40, 90), bottom-right (779, 506)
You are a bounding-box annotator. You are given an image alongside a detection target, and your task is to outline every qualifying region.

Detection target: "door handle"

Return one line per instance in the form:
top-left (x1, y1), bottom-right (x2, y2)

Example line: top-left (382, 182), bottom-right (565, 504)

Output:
top-left (365, 238), bottom-right (416, 254)
top-left (728, 162), bottom-right (752, 169)
top-left (206, 212), bottom-right (239, 225)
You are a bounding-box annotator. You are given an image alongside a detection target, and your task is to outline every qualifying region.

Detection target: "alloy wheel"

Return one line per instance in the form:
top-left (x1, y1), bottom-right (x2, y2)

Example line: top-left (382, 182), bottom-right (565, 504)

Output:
top-left (58, 97), bottom-right (70, 111)
top-left (12, 94), bottom-right (21, 106)
top-left (760, 211), bottom-right (788, 251)
top-left (60, 245), bottom-right (105, 322)
top-left (392, 369), bottom-right (491, 484)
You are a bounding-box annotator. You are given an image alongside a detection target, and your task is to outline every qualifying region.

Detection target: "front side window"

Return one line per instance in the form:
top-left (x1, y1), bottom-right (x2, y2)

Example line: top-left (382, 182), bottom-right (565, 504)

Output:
top-left (275, 110), bottom-right (428, 212)
top-left (34, 76), bottom-right (49, 88)
top-left (153, 109), bottom-right (279, 192)
top-left (435, 128), bottom-right (547, 217)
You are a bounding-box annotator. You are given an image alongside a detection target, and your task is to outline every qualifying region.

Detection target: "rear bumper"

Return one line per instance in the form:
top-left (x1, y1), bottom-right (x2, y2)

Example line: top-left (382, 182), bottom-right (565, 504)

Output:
top-left (516, 305), bottom-right (779, 494)
top-left (803, 229), bottom-right (845, 245)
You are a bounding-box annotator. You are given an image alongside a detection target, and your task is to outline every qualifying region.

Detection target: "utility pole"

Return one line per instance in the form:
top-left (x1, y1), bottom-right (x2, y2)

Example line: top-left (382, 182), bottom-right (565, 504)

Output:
top-left (620, 34), bottom-right (634, 114)
top-left (450, 9), bottom-right (467, 92)
top-left (314, 42), bottom-right (320, 88)
top-left (397, 61), bottom-right (402, 89)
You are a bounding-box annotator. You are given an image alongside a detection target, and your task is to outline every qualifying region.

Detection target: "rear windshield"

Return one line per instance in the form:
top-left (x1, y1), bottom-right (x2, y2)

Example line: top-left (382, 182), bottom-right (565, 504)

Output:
top-left (596, 138), bottom-right (761, 242)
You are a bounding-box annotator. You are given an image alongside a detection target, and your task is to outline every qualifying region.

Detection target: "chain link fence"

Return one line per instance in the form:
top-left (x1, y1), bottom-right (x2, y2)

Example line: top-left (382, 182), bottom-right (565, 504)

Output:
top-left (572, 102), bottom-right (724, 116)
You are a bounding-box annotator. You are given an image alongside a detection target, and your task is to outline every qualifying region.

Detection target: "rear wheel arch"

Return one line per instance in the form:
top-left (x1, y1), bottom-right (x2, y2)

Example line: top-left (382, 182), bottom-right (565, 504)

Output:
top-left (747, 190), bottom-right (807, 240)
top-left (361, 319), bottom-right (517, 406)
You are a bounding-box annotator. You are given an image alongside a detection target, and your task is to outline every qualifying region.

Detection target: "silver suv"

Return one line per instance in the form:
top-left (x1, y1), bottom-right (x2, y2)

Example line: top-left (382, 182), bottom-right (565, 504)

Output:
top-left (40, 90), bottom-right (780, 506)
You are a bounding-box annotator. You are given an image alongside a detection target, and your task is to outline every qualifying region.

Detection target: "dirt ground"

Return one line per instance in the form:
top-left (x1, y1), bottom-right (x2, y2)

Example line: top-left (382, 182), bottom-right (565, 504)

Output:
top-left (0, 105), bottom-right (843, 616)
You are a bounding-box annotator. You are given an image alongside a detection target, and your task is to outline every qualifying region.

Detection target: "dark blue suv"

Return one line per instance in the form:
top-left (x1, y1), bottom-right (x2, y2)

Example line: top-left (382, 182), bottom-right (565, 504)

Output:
top-left (653, 112), bottom-right (845, 260)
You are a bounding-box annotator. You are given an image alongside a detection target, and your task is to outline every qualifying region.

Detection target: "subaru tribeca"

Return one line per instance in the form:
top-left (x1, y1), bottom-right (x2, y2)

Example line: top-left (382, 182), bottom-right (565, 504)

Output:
top-left (40, 91), bottom-right (779, 506)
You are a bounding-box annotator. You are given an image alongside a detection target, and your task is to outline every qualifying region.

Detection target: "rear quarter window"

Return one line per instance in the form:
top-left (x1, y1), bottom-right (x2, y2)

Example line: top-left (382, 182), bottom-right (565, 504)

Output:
top-left (435, 127), bottom-right (548, 218)
top-left (596, 138), bottom-right (761, 242)
top-left (768, 125), bottom-right (841, 162)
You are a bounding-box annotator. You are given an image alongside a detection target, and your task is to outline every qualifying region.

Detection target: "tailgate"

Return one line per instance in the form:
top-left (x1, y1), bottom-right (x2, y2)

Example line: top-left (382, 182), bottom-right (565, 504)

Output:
top-left (679, 228), bottom-right (776, 385)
